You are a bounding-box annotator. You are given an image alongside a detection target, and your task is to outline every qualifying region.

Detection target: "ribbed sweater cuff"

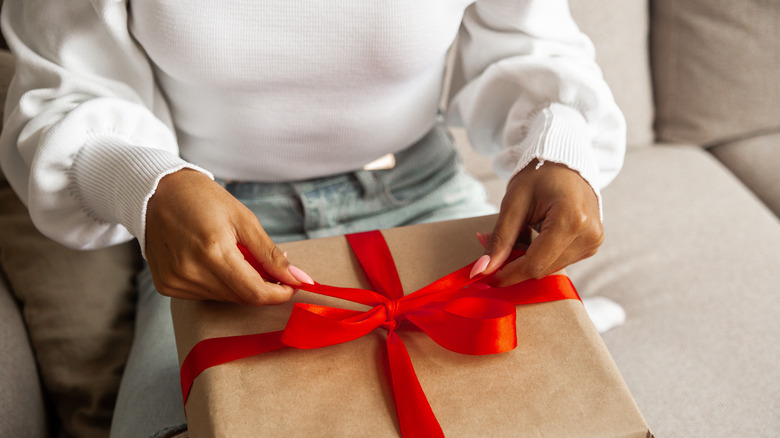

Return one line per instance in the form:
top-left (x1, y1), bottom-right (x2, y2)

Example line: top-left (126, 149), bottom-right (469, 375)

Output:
top-left (509, 103), bottom-right (603, 219)
top-left (70, 137), bottom-right (213, 256)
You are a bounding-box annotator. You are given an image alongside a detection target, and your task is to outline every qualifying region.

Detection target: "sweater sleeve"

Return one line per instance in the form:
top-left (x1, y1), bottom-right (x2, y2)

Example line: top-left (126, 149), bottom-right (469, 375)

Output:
top-left (447, 0), bottom-right (626, 212)
top-left (0, 0), bottom-right (212, 254)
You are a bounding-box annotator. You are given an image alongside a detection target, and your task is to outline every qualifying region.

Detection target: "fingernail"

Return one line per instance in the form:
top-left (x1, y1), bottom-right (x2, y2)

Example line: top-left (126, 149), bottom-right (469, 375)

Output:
top-left (283, 252), bottom-right (288, 258)
top-left (288, 265), bottom-right (314, 285)
top-left (469, 255), bottom-right (491, 278)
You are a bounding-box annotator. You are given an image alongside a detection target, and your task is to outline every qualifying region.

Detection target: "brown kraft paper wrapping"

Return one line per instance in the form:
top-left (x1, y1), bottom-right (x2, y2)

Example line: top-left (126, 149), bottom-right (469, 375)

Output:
top-left (171, 215), bottom-right (651, 437)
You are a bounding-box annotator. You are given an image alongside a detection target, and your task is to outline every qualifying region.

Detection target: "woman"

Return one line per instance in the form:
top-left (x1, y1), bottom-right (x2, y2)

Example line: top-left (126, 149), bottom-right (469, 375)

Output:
top-left (0, 0), bottom-right (624, 436)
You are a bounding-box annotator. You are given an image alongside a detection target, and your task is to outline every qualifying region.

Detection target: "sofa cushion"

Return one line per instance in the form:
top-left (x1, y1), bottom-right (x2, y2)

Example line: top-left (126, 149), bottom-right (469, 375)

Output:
top-left (566, 145), bottom-right (780, 436)
top-left (570, 0), bottom-right (654, 148)
top-left (0, 50), bottom-right (12, 124)
top-left (0, 178), bottom-right (140, 437)
top-left (652, 1), bottom-right (780, 146)
top-left (0, 277), bottom-right (48, 438)
top-left (710, 132), bottom-right (780, 218)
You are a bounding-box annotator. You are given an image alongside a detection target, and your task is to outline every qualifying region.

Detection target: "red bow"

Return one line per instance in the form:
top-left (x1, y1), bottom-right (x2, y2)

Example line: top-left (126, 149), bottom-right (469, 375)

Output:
top-left (180, 230), bottom-right (580, 437)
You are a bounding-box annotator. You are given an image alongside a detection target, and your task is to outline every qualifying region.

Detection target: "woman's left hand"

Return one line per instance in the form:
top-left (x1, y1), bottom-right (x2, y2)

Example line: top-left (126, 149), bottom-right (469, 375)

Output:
top-left (473, 160), bottom-right (604, 286)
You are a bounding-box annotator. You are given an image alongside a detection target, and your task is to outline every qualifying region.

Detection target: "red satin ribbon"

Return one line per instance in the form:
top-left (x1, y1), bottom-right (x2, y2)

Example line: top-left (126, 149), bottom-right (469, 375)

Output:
top-left (180, 230), bottom-right (580, 437)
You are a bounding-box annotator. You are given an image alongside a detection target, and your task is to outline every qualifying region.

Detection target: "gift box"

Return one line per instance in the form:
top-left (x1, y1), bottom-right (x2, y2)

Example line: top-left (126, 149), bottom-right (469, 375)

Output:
top-left (171, 215), bottom-right (652, 437)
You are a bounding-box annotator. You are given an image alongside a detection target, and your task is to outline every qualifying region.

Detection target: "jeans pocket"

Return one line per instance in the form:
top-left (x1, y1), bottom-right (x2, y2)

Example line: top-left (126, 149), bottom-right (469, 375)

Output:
top-left (378, 127), bottom-right (461, 206)
top-left (222, 182), bottom-right (305, 237)
top-left (243, 195), bottom-right (304, 234)
top-left (381, 154), bottom-right (460, 206)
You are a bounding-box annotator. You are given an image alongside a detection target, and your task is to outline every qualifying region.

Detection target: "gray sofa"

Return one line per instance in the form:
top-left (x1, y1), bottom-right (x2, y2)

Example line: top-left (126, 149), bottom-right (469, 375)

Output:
top-left (2, 1), bottom-right (779, 437)
top-left (452, 2), bottom-right (780, 436)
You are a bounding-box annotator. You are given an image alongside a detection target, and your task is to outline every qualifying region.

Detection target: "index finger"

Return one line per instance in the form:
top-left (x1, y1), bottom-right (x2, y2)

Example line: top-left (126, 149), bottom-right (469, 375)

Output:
top-left (214, 247), bottom-right (296, 306)
top-left (490, 220), bottom-right (575, 287)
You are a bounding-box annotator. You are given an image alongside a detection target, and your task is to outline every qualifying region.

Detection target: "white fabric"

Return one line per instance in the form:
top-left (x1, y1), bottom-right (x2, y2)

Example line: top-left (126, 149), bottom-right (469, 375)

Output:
top-left (0, 0), bottom-right (625, 251)
top-left (582, 297), bottom-right (626, 333)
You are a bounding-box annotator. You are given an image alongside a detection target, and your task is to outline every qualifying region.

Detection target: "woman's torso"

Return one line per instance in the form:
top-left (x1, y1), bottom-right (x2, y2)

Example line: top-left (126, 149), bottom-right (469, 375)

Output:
top-left (129, 0), bottom-right (473, 181)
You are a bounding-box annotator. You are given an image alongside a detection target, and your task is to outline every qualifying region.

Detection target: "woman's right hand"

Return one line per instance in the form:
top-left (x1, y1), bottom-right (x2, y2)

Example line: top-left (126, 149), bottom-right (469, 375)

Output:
top-left (144, 169), bottom-right (313, 306)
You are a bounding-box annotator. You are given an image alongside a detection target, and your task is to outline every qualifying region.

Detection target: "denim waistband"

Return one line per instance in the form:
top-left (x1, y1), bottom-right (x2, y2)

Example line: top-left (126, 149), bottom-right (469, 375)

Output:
top-left (216, 125), bottom-right (458, 200)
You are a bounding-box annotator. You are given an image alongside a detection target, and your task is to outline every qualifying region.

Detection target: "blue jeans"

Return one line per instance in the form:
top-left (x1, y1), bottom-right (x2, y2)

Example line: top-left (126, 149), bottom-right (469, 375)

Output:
top-left (109, 126), bottom-right (498, 438)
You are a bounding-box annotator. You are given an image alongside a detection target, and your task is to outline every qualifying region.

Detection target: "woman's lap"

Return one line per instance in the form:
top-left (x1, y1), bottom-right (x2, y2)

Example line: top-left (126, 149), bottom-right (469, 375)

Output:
top-left (110, 267), bottom-right (187, 438)
top-left (110, 126), bottom-right (498, 438)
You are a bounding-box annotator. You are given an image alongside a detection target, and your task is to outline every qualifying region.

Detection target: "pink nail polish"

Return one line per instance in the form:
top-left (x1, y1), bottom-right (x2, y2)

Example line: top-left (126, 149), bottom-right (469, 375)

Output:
top-left (288, 265), bottom-right (314, 285)
top-left (469, 255), bottom-right (491, 278)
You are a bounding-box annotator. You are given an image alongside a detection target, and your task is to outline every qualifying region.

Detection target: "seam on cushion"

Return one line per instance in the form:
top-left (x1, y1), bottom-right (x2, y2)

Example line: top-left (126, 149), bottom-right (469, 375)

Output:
top-left (701, 126), bottom-right (780, 149)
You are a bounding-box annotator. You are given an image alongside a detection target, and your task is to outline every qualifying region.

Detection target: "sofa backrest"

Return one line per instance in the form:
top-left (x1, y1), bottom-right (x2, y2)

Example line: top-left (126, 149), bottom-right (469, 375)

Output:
top-left (570, 0), bottom-right (655, 149)
top-left (651, 0), bottom-right (780, 147)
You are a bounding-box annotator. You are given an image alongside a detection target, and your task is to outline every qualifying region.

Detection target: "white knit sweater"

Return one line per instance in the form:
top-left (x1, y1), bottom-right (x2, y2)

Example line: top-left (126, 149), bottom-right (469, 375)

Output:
top-left (0, 0), bottom-right (625, 253)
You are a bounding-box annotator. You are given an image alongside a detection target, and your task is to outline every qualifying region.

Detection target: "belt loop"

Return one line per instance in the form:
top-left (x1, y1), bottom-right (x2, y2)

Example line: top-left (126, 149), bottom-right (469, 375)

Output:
top-left (354, 170), bottom-right (382, 199)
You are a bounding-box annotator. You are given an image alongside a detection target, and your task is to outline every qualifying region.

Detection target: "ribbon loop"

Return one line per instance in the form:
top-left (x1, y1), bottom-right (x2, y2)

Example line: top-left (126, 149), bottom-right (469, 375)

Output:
top-left (281, 303), bottom-right (383, 349)
top-left (405, 297), bottom-right (518, 355)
